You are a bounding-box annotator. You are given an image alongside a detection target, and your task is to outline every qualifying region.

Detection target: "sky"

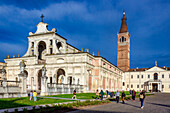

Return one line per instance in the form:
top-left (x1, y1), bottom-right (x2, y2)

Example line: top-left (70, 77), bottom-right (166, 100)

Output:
top-left (0, 0), bottom-right (170, 68)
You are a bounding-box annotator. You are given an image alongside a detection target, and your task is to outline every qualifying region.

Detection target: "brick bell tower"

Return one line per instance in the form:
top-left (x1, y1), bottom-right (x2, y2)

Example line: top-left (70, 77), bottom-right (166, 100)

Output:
top-left (117, 11), bottom-right (130, 71)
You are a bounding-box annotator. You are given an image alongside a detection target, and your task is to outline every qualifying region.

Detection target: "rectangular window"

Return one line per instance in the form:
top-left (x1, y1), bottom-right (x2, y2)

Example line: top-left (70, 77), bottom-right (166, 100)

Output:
top-left (141, 85), bottom-right (143, 88)
top-left (50, 77), bottom-right (52, 84)
top-left (127, 84), bottom-right (129, 88)
top-left (148, 74), bottom-right (150, 78)
top-left (123, 82), bottom-right (125, 86)
top-left (137, 85), bottom-right (139, 88)
top-left (169, 85), bottom-right (170, 88)
top-left (162, 74), bottom-right (164, 78)
top-left (141, 75), bottom-right (143, 79)
top-left (50, 48), bottom-right (53, 54)
top-left (162, 85), bottom-right (164, 88)
top-left (131, 84), bottom-right (133, 88)
top-left (169, 74), bottom-right (170, 78)
top-left (137, 75), bottom-right (139, 78)
top-left (131, 75), bottom-right (133, 79)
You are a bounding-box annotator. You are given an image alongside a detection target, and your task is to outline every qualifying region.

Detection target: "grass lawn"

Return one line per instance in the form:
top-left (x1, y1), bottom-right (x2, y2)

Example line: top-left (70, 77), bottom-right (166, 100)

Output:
top-left (0, 97), bottom-right (74, 109)
top-left (48, 93), bottom-right (96, 99)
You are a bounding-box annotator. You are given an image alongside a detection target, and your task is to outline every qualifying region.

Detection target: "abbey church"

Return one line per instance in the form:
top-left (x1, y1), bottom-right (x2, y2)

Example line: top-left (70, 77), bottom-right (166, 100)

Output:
top-left (1, 12), bottom-right (170, 95)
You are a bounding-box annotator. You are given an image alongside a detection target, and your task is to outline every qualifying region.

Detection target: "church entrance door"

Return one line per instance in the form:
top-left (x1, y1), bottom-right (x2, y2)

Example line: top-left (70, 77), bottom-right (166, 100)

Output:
top-left (38, 70), bottom-right (42, 90)
top-left (152, 83), bottom-right (158, 92)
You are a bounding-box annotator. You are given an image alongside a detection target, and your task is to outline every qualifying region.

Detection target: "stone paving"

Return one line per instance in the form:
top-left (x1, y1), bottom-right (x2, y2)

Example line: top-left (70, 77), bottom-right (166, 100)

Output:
top-left (67, 93), bottom-right (170, 113)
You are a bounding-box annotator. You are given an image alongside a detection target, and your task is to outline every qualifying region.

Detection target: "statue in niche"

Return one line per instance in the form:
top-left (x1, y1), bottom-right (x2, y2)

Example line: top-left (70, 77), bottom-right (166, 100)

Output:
top-left (42, 65), bottom-right (47, 77)
top-left (19, 60), bottom-right (26, 74)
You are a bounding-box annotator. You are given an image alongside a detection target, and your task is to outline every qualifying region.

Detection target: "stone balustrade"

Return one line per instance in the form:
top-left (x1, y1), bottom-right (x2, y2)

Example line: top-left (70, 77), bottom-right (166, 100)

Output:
top-left (46, 83), bottom-right (83, 95)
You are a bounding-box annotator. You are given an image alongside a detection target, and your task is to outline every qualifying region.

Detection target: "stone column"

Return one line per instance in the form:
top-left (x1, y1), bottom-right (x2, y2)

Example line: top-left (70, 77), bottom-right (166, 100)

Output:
top-left (159, 83), bottom-right (162, 92)
top-left (151, 83), bottom-right (152, 92)
top-left (18, 73), bottom-right (27, 97)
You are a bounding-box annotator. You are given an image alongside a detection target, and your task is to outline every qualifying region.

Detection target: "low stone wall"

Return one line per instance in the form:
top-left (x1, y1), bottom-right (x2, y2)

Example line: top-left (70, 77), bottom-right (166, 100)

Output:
top-left (0, 86), bottom-right (21, 98)
top-left (0, 79), bottom-right (27, 98)
top-left (46, 83), bottom-right (83, 95)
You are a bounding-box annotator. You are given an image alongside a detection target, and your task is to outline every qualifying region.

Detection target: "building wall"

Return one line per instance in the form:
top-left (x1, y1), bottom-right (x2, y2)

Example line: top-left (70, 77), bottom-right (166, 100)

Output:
top-left (124, 67), bottom-right (170, 92)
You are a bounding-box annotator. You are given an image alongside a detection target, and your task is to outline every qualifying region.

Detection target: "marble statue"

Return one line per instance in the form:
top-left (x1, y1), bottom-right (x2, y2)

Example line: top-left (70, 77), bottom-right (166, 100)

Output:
top-left (19, 60), bottom-right (26, 74)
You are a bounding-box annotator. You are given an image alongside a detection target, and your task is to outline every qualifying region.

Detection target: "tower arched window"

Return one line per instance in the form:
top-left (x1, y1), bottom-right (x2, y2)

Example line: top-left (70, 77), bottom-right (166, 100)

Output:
top-left (120, 38), bottom-right (121, 42)
top-left (122, 36), bottom-right (125, 42)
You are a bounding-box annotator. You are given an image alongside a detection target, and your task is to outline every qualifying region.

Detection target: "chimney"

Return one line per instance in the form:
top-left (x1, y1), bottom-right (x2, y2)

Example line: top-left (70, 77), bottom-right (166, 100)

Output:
top-left (13, 54), bottom-right (15, 58)
top-left (81, 48), bottom-right (83, 52)
top-left (93, 52), bottom-right (94, 56)
top-left (97, 51), bottom-right (99, 56)
top-left (18, 54), bottom-right (20, 58)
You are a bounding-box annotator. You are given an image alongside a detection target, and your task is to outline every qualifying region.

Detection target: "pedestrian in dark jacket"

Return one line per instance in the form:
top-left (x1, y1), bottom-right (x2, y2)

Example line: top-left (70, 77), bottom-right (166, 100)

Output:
top-left (99, 90), bottom-right (104, 100)
top-left (132, 89), bottom-right (136, 102)
top-left (122, 91), bottom-right (126, 104)
top-left (140, 90), bottom-right (145, 109)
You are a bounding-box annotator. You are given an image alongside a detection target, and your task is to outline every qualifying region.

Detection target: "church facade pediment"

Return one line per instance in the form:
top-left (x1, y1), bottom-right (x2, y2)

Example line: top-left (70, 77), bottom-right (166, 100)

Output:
top-left (145, 66), bottom-right (166, 72)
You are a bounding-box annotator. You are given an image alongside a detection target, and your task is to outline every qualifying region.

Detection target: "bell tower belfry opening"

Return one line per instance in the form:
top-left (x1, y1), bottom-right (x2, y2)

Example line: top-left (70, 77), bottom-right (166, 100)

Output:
top-left (117, 11), bottom-right (130, 71)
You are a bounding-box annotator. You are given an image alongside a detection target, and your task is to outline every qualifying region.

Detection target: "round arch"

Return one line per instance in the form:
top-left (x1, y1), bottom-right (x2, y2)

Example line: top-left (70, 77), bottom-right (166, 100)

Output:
top-left (38, 41), bottom-right (46, 60)
top-left (56, 68), bottom-right (65, 84)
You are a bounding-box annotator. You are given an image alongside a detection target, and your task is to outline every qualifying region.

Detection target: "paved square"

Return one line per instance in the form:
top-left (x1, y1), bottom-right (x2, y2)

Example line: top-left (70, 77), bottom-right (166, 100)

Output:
top-left (68, 93), bottom-right (170, 113)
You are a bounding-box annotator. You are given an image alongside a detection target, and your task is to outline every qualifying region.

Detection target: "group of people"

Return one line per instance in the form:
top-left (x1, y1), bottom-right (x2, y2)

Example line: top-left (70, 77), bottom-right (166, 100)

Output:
top-left (96, 89), bottom-right (145, 109)
top-left (29, 90), bottom-right (37, 101)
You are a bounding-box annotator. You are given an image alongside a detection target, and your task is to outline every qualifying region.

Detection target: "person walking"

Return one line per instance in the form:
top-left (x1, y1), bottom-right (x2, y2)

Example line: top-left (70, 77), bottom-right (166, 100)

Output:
top-left (116, 90), bottom-right (120, 103)
top-left (33, 91), bottom-right (37, 101)
top-left (140, 90), bottom-right (145, 109)
top-left (99, 90), bottom-right (104, 100)
top-left (130, 90), bottom-right (132, 94)
top-left (106, 90), bottom-right (109, 98)
top-left (72, 89), bottom-right (77, 99)
top-left (30, 90), bottom-right (33, 101)
top-left (122, 90), bottom-right (126, 104)
top-left (96, 89), bottom-right (99, 99)
top-left (132, 89), bottom-right (136, 102)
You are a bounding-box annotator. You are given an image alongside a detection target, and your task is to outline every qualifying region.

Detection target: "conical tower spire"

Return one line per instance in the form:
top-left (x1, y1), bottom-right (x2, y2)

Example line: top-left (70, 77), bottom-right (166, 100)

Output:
top-left (119, 11), bottom-right (128, 33)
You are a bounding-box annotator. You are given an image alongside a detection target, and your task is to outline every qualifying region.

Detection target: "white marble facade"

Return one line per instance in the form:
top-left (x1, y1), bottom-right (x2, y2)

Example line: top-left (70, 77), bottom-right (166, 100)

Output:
top-left (4, 22), bottom-right (123, 93)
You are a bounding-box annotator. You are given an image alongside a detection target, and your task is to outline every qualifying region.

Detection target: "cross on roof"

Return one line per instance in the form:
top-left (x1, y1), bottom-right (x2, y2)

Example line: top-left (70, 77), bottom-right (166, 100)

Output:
top-left (40, 14), bottom-right (44, 22)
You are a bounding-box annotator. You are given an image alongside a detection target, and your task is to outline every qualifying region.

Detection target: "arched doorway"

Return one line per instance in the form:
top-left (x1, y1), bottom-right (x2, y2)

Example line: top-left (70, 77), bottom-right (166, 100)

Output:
top-left (38, 41), bottom-right (46, 60)
top-left (56, 69), bottom-right (65, 84)
top-left (38, 69), bottom-right (42, 90)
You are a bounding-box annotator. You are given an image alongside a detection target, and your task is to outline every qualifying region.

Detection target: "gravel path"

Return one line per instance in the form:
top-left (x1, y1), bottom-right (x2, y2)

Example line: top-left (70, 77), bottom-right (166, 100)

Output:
top-left (67, 93), bottom-right (170, 113)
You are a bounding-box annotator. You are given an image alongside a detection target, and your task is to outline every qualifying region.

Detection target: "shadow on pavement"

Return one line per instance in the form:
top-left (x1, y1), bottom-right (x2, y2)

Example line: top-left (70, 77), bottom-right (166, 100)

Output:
top-left (147, 102), bottom-right (170, 108)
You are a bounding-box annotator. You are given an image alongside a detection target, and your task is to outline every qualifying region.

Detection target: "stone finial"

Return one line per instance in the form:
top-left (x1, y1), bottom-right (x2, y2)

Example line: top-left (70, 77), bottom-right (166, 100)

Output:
top-left (81, 48), bottom-right (83, 52)
top-left (155, 60), bottom-right (157, 66)
top-left (18, 54), bottom-right (20, 58)
top-left (136, 67), bottom-right (138, 69)
top-left (13, 54), bottom-right (15, 58)
top-left (97, 51), bottom-right (99, 56)
top-left (29, 32), bottom-right (34, 35)
top-left (86, 49), bottom-right (89, 52)
top-left (51, 28), bottom-right (57, 32)
top-left (7, 55), bottom-right (9, 58)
